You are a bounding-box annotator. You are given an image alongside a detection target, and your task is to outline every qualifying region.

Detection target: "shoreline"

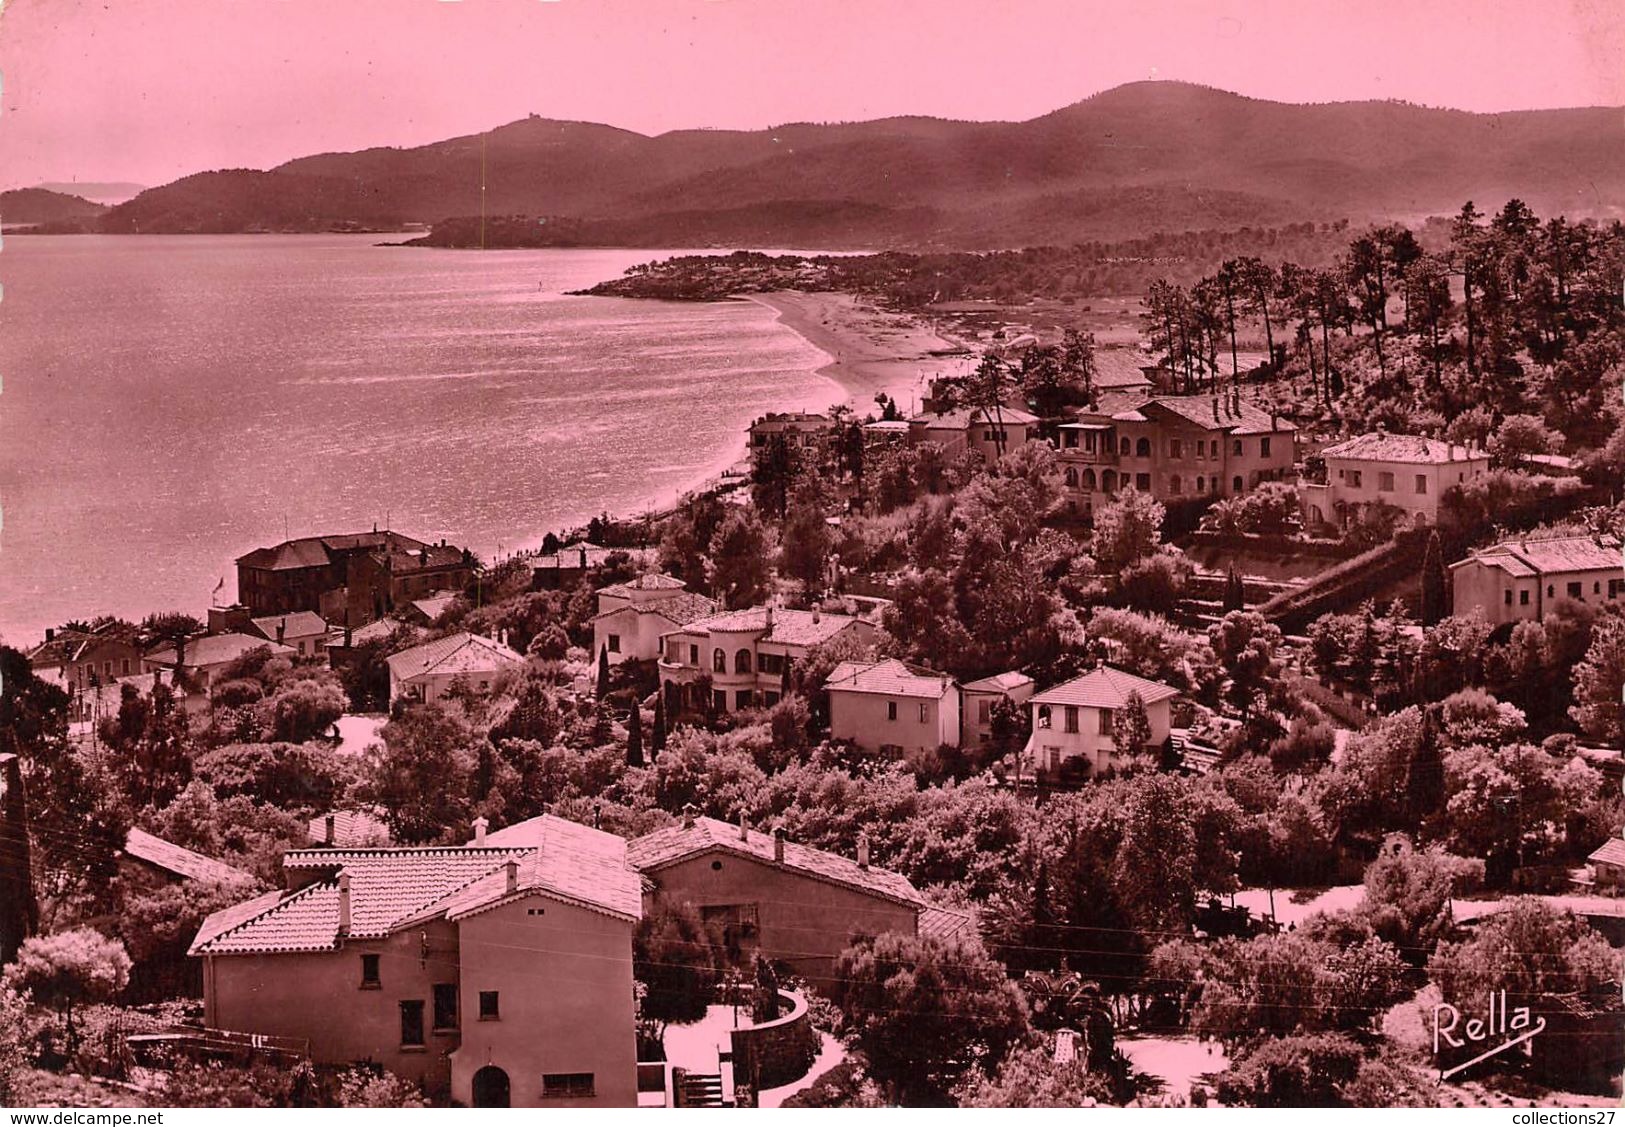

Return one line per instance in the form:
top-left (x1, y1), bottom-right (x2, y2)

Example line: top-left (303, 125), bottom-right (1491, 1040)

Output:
top-left (746, 291), bottom-right (976, 417)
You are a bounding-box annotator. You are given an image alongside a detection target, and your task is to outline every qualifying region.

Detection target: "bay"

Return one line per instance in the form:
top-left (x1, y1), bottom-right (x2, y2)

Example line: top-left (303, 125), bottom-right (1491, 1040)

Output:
top-left (0, 235), bottom-right (836, 644)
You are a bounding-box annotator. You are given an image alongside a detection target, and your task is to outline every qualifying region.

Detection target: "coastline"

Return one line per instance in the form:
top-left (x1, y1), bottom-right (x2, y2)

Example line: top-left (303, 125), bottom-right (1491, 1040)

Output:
top-left (746, 291), bottom-right (976, 417)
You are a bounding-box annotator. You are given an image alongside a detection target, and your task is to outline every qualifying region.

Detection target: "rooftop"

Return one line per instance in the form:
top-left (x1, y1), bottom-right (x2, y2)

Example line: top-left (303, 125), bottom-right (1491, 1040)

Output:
top-left (1451, 534), bottom-right (1622, 578)
top-left (824, 658), bottom-right (955, 700)
top-left (1589, 838), bottom-right (1625, 868)
top-left (125, 828), bottom-right (254, 886)
top-left (962, 671), bottom-right (1036, 694)
top-left (1031, 665), bottom-right (1181, 709)
top-left (385, 632), bottom-right (526, 681)
top-left (1320, 431), bottom-right (1487, 465)
top-left (910, 405), bottom-right (1041, 428)
top-left (1142, 395), bottom-right (1289, 436)
top-left (249, 612), bottom-right (329, 640)
top-left (676, 606), bottom-right (865, 648)
top-left (147, 633), bottom-right (296, 669)
top-left (1091, 349), bottom-right (1157, 389)
top-left (627, 816), bottom-right (924, 908)
top-left (595, 591), bottom-right (718, 627)
top-left (597, 572), bottom-right (688, 598)
top-left (236, 531), bottom-right (429, 572)
top-left (192, 815), bottom-right (640, 956)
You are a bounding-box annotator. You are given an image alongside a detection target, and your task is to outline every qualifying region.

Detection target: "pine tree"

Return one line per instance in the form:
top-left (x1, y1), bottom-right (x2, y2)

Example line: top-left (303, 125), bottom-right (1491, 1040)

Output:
top-left (1223, 565), bottom-right (1246, 613)
top-left (596, 645), bottom-right (611, 699)
top-left (1420, 531), bottom-right (1447, 627)
top-left (626, 699), bottom-right (644, 768)
top-left (0, 754), bottom-right (39, 965)
top-left (651, 693), bottom-right (668, 757)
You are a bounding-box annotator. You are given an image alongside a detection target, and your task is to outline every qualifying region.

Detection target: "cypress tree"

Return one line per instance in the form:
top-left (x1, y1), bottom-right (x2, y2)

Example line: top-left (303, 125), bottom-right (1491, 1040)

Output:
top-left (1420, 531), bottom-right (1447, 627)
top-left (626, 700), bottom-right (644, 768)
top-left (1406, 706), bottom-right (1446, 822)
top-left (651, 693), bottom-right (668, 756)
top-left (596, 644), bottom-right (611, 699)
top-left (1223, 564), bottom-right (1246, 613)
top-left (0, 754), bottom-right (38, 965)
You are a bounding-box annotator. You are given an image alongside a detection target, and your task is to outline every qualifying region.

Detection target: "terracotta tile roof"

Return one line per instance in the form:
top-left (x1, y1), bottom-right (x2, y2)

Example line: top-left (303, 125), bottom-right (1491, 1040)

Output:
top-left (595, 592), bottom-right (718, 627)
top-left (627, 816), bottom-right (925, 908)
top-left (1031, 665), bottom-right (1180, 709)
top-left (407, 594), bottom-right (460, 623)
top-left (125, 828), bottom-right (254, 886)
top-left (1143, 395), bottom-right (1289, 436)
top-left (598, 573), bottom-right (688, 597)
top-left (1589, 838), bottom-right (1625, 867)
top-left (237, 532), bottom-right (429, 572)
top-left (146, 633), bottom-right (295, 669)
top-left (249, 612), bottom-right (329, 640)
top-left (1320, 432), bottom-right (1486, 465)
top-left (909, 406), bottom-right (1040, 428)
top-left (192, 815), bottom-right (642, 955)
top-left (917, 904), bottom-right (978, 941)
top-left (676, 607), bottom-right (867, 649)
top-left (1091, 349), bottom-right (1157, 389)
top-left (962, 671), bottom-right (1035, 694)
top-left (825, 658), bottom-right (955, 700)
top-left (385, 632), bottom-right (525, 681)
top-left (1453, 535), bottom-right (1622, 578)
top-left (330, 618), bottom-right (408, 647)
top-left (306, 809), bottom-right (393, 848)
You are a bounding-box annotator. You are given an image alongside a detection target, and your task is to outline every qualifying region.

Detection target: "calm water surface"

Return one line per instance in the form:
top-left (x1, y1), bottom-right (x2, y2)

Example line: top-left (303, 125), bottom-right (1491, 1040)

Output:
top-left (0, 235), bottom-right (835, 642)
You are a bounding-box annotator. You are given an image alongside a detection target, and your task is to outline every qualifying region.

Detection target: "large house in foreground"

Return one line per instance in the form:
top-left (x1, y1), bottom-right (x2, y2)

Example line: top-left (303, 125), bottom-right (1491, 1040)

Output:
top-left (627, 812), bottom-right (972, 988)
top-left (1301, 430), bottom-right (1490, 531)
top-left (658, 605), bottom-right (877, 715)
top-left (1450, 534), bottom-right (1623, 625)
top-left (190, 815), bottom-right (642, 1108)
top-left (1023, 666), bottom-right (1180, 777)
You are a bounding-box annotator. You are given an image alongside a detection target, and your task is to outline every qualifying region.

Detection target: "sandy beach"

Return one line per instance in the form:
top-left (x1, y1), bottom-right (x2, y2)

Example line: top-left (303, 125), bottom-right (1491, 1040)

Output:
top-left (749, 290), bottom-right (977, 417)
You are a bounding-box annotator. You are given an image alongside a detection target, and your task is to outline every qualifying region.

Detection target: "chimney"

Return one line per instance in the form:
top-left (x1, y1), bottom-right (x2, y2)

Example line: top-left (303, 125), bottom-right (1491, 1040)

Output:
top-left (738, 810), bottom-right (749, 842)
top-left (857, 835), bottom-right (870, 870)
top-left (765, 604), bottom-right (774, 632)
top-left (44, 627), bottom-right (54, 643)
top-left (594, 802), bottom-right (603, 830)
top-left (276, 620), bottom-right (286, 645)
top-left (811, 606), bottom-right (820, 624)
top-left (343, 625), bottom-right (353, 648)
top-left (579, 546), bottom-right (589, 569)
top-left (324, 812), bottom-right (336, 846)
top-left (682, 803), bottom-right (697, 829)
top-left (472, 816), bottom-right (489, 845)
top-left (175, 636), bottom-right (186, 668)
top-left (1211, 396), bottom-right (1220, 421)
top-left (152, 667), bottom-right (163, 688)
top-left (337, 873), bottom-right (352, 936)
top-left (504, 859), bottom-right (519, 895)
top-left (773, 827), bottom-right (785, 864)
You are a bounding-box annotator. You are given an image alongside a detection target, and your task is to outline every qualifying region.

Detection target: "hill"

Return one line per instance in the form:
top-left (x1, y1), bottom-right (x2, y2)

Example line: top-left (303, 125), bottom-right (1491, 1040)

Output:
top-left (96, 83), bottom-right (1625, 246)
top-left (1, 187), bottom-right (107, 227)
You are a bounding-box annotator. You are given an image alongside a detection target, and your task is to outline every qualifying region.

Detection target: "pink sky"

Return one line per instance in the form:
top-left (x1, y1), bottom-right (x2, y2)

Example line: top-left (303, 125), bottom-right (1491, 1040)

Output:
top-left (1, 0), bottom-right (1622, 190)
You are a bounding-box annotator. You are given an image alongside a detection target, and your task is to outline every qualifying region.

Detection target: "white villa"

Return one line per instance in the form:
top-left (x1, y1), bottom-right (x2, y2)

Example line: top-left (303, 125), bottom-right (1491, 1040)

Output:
top-left (825, 659), bottom-right (961, 754)
top-left (1022, 665), bottom-right (1179, 777)
top-left (590, 573), bottom-right (717, 666)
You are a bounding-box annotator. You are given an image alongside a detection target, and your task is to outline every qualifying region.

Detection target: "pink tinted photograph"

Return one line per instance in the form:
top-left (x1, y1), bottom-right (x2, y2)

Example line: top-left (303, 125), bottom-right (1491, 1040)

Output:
top-left (0, 0), bottom-right (1623, 1111)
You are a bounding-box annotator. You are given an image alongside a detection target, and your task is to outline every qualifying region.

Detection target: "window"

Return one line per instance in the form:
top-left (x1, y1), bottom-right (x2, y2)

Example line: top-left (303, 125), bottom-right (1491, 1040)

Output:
top-left (1169, 439), bottom-right (1183, 458)
top-left (1378, 471), bottom-right (1395, 492)
top-left (1136, 437), bottom-right (1152, 457)
top-left (1348, 470), bottom-right (1363, 488)
top-left (735, 690), bottom-right (753, 709)
top-left (1210, 440), bottom-right (1219, 458)
top-left (1064, 706), bottom-right (1079, 734)
top-left (1232, 476), bottom-right (1243, 492)
top-left (1260, 437), bottom-right (1272, 457)
top-left (712, 690), bottom-right (726, 713)
top-left (1081, 468), bottom-right (1097, 491)
top-left (542, 1073), bottom-right (595, 1099)
top-left (400, 1000), bottom-right (426, 1047)
top-left (433, 984), bottom-right (458, 1031)
top-left (1568, 582), bottom-right (1583, 599)
top-left (479, 991), bottom-right (500, 1021)
top-left (712, 648), bottom-right (726, 673)
top-left (1547, 585), bottom-right (1556, 598)
top-left (360, 954), bottom-right (380, 988)
top-left (1064, 467), bottom-right (1078, 487)
top-left (1415, 474), bottom-right (1428, 495)
top-left (1037, 705), bottom-right (1052, 730)
top-left (1520, 590), bottom-right (1531, 606)
top-left (1504, 590), bottom-right (1514, 606)
top-left (1610, 579), bottom-right (1622, 599)
top-left (607, 634), bottom-right (621, 653)
top-left (688, 644), bottom-right (699, 665)
top-left (1098, 709), bottom-right (1113, 735)
top-left (763, 691), bottom-right (780, 707)
top-left (1232, 439), bottom-right (1243, 456)
top-left (1196, 475), bottom-right (1206, 493)
top-left (977, 700), bottom-right (992, 724)
top-left (887, 700), bottom-right (898, 721)
top-left (121, 658), bottom-right (131, 676)
top-left (1136, 473), bottom-right (1152, 491)
top-left (734, 649), bottom-right (752, 674)
top-left (918, 702), bottom-right (929, 723)
top-left (1119, 437), bottom-right (1131, 456)
top-left (1169, 474), bottom-right (1183, 495)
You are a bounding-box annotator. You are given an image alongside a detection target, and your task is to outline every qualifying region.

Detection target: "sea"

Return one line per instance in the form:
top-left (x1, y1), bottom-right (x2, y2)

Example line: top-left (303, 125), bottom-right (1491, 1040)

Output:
top-left (0, 234), bottom-right (839, 645)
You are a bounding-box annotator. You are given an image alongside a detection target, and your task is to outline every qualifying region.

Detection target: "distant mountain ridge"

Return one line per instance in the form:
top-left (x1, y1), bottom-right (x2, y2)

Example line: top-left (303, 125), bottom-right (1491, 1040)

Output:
top-left (1, 188), bottom-right (107, 227)
top-left (86, 83), bottom-right (1625, 247)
